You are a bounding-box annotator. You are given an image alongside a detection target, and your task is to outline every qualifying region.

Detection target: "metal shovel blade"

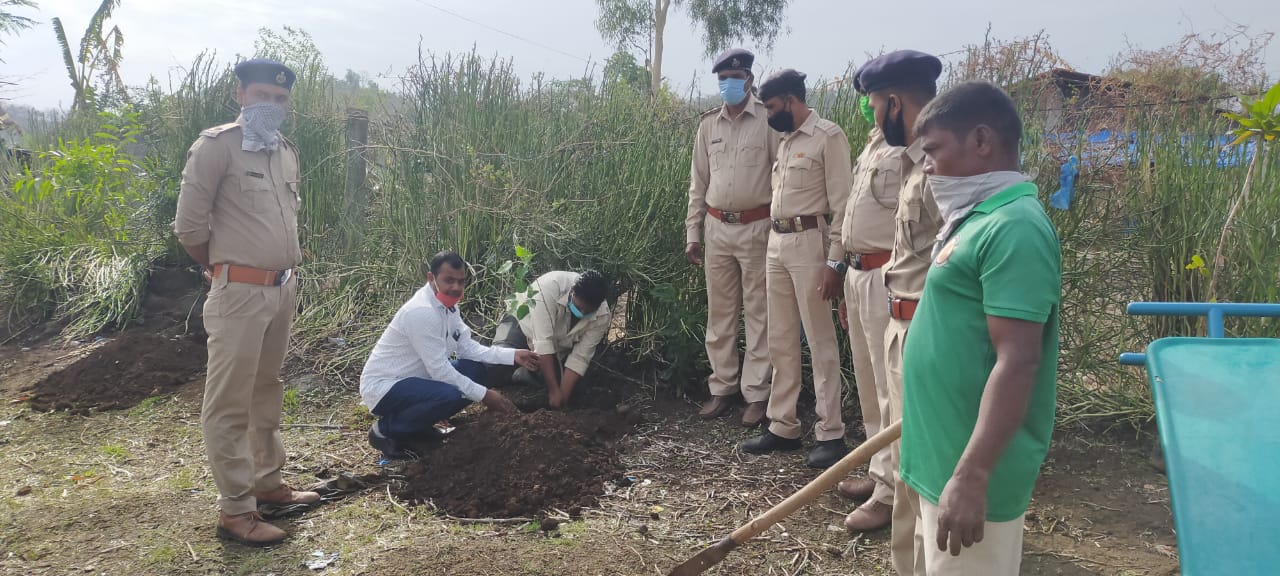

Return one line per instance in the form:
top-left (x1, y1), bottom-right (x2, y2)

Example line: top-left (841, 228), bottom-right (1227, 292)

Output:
top-left (666, 537), bottom-right (737, 576)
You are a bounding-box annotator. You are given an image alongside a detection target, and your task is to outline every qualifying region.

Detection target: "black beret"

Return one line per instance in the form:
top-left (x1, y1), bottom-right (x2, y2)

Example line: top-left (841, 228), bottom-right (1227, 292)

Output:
top-left (234, 58), bottom-right (296, 90)
top-left (854, 50), bottom-right (942, 94)
top-left (712, 48), bottom-right (754, 73)
top-left (759, 69), bottom-right (806, 101)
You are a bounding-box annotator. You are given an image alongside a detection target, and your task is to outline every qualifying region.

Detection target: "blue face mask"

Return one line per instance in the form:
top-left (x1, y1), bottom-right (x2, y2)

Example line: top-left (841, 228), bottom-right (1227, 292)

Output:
top-left (719, 77), bottom-right (748, 105)
top-left (569, 299), bottom-right (591, 319)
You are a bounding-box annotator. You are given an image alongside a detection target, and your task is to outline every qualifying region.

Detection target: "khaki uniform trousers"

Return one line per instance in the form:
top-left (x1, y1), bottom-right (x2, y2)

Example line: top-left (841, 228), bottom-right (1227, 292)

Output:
top-left (886, 315), bottom-right (924, 575)
top-left (899, 482), bottom-right (1025, 575)
top-left (201, 270), bottom-right (296, 515)
top-left (703, 216), bottom-right (772, 402)
top-left (843, 267), bottom-right (894, 506)
top-left (764, 227), bottom-right (845, 441)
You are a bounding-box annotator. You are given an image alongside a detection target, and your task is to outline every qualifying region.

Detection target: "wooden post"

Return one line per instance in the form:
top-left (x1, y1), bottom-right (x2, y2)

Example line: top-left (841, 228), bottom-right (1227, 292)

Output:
top-left (343, 107), bottom-right (370, 250)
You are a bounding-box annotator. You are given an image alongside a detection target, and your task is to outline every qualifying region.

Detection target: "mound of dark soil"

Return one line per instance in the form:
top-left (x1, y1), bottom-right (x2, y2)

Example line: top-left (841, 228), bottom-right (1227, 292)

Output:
top-left (398, 408), bottom-right (639, 518)
top-left (25, 331), bottom-right (205, 414)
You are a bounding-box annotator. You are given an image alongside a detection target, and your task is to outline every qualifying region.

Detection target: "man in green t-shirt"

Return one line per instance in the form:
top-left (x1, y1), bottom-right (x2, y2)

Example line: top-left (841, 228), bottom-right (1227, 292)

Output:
top-left (899, 81), bottom-right (1061, 574)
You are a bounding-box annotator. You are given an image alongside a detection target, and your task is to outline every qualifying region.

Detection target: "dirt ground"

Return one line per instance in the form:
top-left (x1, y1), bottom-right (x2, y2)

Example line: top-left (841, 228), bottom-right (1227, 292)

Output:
top-left (0, 282), bottom-right (1180, 575)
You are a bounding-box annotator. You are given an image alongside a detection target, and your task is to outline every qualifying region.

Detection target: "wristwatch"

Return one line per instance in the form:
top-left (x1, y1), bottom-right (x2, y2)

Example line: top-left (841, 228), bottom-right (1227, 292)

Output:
top-left (826, 259), bottom-right (847, 274)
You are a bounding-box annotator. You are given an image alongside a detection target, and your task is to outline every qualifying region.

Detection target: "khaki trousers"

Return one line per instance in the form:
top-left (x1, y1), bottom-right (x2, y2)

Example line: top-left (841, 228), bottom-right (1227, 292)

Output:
top-left (765, 228), bottom-right (845, 441)
top-left (201, 270), bottom-right (295, 515)
top-left (909, 483), bottom-right (1025, 575)
top-left (886, 316), bottom-right (924, 575)
top-left (703, 216), bottom-right (772, 402)
top-left (843, 267), bottom-right (894, 506)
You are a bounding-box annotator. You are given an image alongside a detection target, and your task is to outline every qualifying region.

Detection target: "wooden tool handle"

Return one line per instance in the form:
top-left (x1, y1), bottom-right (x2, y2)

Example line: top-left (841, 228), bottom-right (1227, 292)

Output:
top-left (728, 421), bottom-right (902, 544)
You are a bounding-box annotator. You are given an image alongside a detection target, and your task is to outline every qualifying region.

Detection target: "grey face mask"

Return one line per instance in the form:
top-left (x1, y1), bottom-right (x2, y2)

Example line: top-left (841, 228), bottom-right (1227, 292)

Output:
top-left (240, 102), bottom-right (287, 152)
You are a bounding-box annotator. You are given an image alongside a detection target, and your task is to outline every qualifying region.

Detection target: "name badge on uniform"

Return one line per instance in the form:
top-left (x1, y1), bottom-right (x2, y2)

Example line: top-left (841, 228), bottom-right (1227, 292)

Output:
top-left (794, 152), bottom-right (806, 158)
top-left (245, 171), bottom-right (265, 179)
top-left (710, 138), bottom-right (723, 144)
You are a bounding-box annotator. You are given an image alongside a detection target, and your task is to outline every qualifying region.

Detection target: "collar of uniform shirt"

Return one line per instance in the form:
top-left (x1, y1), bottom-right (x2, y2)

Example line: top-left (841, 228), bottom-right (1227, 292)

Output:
top-left (904, 137), bottom-right (926, 167)
top-left (791, 108), bottom-right (820, 136)
top-left (720, 98), bottom-right (763, 122)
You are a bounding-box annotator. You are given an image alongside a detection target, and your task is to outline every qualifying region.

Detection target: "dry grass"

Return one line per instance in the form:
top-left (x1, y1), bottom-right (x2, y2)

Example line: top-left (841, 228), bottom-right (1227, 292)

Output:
top-left (1, 348), bottom-right (1178, 576)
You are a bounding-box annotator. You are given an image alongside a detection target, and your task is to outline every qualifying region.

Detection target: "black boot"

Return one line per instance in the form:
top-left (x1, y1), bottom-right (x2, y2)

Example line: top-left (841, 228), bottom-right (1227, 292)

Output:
top-left (807, 439), bottom-right (849, 468)
top-left (741, 430), bottom-right (803, 454)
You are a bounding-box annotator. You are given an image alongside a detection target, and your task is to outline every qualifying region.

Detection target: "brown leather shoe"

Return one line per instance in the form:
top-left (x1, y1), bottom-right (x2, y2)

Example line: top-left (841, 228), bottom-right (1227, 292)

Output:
top-left (836, 477), bottom-right (876, 501)
top-left (741, 401), bottom-right (767, 427)
top-left (216, 511), bottom-right (287, 547)
top-left (844, 500), bottom-right (892, 532)
top-left (254, 484), bottom-right (321, 506)
top-left (698, 395), bottom-right (732, 419)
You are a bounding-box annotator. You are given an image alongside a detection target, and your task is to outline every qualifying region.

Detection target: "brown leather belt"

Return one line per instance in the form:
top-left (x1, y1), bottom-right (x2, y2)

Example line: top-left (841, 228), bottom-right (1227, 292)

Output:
top-left (212, 263), bottom-right (293, 286)
top-left (845, 251), bottom-right (892, 271)
top-left (771, 215), bottom-right (821, 233)
top-left (708, 205), bottom-right (771, 225)
top-left (889, 297), bottom-right (918, 321)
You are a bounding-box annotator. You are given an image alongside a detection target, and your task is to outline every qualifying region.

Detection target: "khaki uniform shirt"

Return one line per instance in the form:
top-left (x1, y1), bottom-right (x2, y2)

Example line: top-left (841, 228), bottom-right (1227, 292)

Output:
top-left (771, 109), bottom-right (853, 262)
top-left (883, 138), bottom-right (943, 301)
top-left (172, 119), bottom-right (303, 271)
top-left (516, 271), bottom-right (612, 376)
top-left (841, 128), bottom-right (903, 255)
top-left (685, 98), bottom-right (780, 243)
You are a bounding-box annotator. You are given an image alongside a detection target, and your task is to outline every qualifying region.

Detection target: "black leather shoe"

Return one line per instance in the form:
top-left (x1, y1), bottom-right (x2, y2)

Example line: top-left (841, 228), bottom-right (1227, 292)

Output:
top-left (807, 439), bottom-right (849, 468)
top-left (368, 424), bottom-right (407, 459)
top-left (740, 430), bottom-right (803, 454)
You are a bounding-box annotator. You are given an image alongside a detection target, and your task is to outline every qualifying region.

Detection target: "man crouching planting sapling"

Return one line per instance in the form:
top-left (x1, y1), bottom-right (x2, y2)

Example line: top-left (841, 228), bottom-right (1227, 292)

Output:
top-left (358, 251), bottom-right (540, 459)
top-left (897, 81), bottom-right (1061, 575)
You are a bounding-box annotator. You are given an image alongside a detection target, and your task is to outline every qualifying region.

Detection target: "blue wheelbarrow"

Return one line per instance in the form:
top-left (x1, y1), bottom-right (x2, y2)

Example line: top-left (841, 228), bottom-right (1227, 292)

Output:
top-left (1119, 302), bottom-right (1280, 575)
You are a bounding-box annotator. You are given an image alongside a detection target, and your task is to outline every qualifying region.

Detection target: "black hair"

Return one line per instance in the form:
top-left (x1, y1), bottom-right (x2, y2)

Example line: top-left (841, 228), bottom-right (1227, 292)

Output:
top-left (427, 250), bottom-right (466, 276)
top-left (759, 69), bottom-right (807, 103)
top-left (892, 82), bottom-right (937, 103)
top-left (572, 270), bottom-right (609, 308)
top-left (915, 81), bottom-right (1022, 155)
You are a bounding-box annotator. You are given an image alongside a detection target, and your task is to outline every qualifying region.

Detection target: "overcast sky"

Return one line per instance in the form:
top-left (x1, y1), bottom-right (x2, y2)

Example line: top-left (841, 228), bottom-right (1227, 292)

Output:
top-left (2, 0), bottom-right (1277, 109)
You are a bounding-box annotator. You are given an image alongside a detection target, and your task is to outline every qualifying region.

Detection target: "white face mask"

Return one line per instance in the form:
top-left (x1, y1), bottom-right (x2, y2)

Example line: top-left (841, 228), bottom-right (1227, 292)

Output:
top-left (927, 171), bottom-right (1029, 257)
top-left (240, 102), bottom-right (287, 152)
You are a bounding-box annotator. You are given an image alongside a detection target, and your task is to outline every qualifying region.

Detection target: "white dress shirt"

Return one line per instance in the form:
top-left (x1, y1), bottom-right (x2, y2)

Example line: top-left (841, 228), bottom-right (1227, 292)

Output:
top-left (359, 285), bottom-right (517, 410)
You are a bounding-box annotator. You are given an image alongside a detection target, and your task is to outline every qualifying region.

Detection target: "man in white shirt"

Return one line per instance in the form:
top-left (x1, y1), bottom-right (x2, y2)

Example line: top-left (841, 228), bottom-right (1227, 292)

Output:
top-left (491, 270), bottom-right (610, 409)
top-left (359, 251), bottom-right (539, 458)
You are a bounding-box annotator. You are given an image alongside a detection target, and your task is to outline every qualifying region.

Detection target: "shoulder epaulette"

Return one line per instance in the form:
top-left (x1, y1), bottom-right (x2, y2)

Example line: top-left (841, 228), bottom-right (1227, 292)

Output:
top-left (199, 122), bottom-right (240, 139)
top-left (816, 118), bottom-right (845, 137)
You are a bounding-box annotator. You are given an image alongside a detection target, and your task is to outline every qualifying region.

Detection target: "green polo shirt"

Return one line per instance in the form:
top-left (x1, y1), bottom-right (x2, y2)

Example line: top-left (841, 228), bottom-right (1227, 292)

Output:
top-left (899, 181), bottom-right (1061, 522)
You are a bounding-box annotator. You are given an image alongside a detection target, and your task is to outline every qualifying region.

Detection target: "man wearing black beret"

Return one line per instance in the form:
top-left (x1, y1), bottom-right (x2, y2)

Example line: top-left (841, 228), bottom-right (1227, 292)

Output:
top-left (856, 49), bottom-right (944, 574)
top-left (740, 69), bottom-right (853, 469)
top-left (831, 53), bottom-right (938, 537)
top-left (686, 48), bottom-right (780, 428)
top-left (173, 57), bottom-right (316, 546)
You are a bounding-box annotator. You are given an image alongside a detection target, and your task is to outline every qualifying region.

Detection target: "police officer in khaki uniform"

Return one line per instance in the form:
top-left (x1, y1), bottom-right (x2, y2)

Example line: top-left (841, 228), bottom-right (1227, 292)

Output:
top-left (173, 59), bottom-right (318, 547)
top-left (837, 49), bottom-right (944, 546)
top-left (833, 122), bottom-right (903, 531)
top-left (740, 69), bottom-right (853, 468)
top-left (686, 48), bottom-right (780, 427)
top-left (870, 50), bottom-right (944, 576)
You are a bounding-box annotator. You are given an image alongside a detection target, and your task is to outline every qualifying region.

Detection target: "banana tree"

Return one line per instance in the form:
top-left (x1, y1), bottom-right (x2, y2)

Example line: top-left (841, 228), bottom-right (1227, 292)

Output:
top-left (51, 0), bottom-right (125, 112)
top-left (1207, 80), bottom-right (1280, 302)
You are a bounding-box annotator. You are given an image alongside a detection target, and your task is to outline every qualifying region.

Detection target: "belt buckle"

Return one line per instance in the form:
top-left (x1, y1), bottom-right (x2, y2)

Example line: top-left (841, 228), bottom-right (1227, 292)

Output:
top-left (851, 253), bottom-right (864, 270)
top-left (275, 268), bottom-right (292, 286)
top-left (771, 218), bottom-right (786, 233)
top-left (722, 211), bottom-right (741, 224)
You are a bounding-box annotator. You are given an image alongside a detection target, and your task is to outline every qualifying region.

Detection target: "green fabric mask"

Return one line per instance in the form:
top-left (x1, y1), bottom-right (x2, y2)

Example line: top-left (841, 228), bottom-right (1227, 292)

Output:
top-left (859, 95), bottom-right (875, 124)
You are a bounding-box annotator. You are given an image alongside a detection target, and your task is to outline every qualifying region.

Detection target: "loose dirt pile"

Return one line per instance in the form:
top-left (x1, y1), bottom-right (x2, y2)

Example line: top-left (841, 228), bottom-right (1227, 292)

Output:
top-left (24, 332), bottom-right (205, 414)
top-left (398, 408), bottom-right (639, 518)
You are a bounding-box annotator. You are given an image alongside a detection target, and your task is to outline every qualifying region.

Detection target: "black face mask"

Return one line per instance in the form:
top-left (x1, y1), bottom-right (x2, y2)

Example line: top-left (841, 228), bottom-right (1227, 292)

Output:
top-left (768, 100), bottom-right (796, 133)
top-left (881, 96), bottom-right (907, 147)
